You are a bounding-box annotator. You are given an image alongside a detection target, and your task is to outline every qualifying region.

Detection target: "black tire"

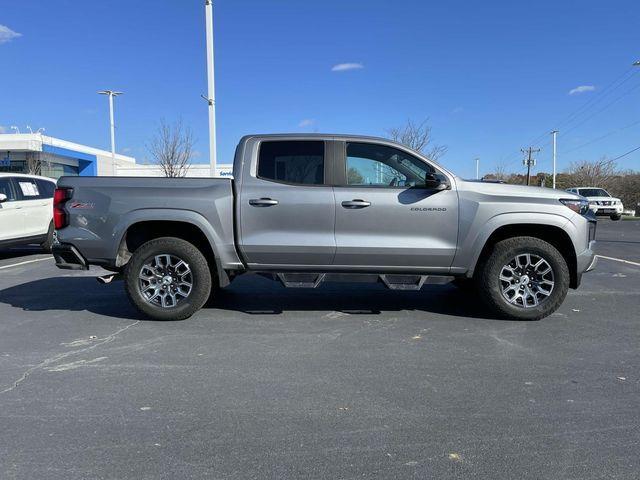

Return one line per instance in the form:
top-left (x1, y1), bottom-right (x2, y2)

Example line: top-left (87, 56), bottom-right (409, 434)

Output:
top-left (610, 214), bottom-right (621, 221)
top-left (41, 221), bottom-right (54, 253)
top-left (477, 236), bottom-right (569, 321)
top-left (124, 237), bottom-right (212, 321)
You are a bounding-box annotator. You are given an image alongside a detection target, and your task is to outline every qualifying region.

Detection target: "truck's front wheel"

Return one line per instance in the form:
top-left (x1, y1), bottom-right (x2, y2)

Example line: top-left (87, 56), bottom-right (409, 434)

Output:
top-left (124, 237), bottom-right (212, 321)
top-left (477, 236), bottom-right (569, 320)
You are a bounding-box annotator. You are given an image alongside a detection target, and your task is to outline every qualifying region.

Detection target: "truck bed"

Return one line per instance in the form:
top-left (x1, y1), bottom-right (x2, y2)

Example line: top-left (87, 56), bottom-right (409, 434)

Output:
top-left (55, 176), bottom-right (240, 269)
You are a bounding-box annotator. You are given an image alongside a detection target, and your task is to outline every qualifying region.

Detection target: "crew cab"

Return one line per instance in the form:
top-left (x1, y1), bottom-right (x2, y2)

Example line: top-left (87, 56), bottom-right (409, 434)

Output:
top-left (52, 134), bottom-right (597, 321)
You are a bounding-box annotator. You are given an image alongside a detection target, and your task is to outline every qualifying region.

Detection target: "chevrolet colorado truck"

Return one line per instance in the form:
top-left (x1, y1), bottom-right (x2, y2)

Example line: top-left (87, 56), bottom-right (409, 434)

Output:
top-left (52, 134), bottom-right (597, 321)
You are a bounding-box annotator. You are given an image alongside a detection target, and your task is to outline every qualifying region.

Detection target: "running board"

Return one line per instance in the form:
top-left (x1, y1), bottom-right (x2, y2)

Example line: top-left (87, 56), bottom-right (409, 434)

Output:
top-left (268, 272), bottom-right (454, 290)
top-left (380, 274), bottom-right (428, 290)
top-left (276, 273), bottom-right (326, 288)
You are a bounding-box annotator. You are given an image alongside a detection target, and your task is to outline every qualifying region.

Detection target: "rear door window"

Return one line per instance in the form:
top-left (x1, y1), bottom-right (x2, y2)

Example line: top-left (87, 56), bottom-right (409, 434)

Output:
top-left (258, 141), bottom-right (325, 185)
top-left (14, 178), bottom-right (41, 200)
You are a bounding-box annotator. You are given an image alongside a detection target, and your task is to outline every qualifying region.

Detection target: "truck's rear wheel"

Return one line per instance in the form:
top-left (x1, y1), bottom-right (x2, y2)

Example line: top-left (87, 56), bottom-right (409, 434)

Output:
top-left (124, 237), bottom-right (212, 321)
top-left (477, 236), bottom-right (569, 320)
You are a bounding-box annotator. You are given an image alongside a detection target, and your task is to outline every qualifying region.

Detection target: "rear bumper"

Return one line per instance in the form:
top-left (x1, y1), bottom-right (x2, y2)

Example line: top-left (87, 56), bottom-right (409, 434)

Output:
top-left (52, 243), bottom-right (89, 270)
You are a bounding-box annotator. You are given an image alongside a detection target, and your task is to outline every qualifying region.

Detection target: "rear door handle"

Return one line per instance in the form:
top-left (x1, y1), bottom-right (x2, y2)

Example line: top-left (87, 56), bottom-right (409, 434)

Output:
top-left (249, 198), bottom-right (279, 207)
top-left (341, 199), bottom-right (371, 209)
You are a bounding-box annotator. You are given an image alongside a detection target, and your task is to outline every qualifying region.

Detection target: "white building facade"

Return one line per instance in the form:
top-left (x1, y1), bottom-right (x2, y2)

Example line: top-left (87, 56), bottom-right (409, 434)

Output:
top-left (0, 133), bottom-right (136, 178)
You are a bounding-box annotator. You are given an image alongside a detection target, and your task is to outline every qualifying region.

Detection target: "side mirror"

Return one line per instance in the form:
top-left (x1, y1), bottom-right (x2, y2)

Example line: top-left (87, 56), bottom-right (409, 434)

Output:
top-left (0, 193), bottom-right (7, 203)
top-left (424, 173), bottom-right (448, 190)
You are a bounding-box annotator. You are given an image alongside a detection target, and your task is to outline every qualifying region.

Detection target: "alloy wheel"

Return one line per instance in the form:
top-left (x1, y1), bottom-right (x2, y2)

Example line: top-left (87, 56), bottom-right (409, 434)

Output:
top-left (499, 253), bottom-right (554, 308)
top-left (138, 254), bottom-right (193, 308)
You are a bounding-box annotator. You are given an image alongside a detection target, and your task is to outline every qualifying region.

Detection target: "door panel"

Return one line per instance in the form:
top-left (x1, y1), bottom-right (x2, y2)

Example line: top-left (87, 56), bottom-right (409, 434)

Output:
top-left (238, 140), bottom-right (336, 266)
top-left (14, 178), bottom-right (51, 236)
top-left (0, 178), bottom-right (23, 241)
top-left (333, 141), bottom-right (459, 270)
top-left (333, 187), bottom-right (458, 268)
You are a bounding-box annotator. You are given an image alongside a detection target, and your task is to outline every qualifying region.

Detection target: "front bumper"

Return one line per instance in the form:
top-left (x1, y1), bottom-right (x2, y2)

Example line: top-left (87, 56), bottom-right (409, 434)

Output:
top-left (589, 204), bottom-right (623, 215)
top-left (52, 243), bottom-right (89, 270)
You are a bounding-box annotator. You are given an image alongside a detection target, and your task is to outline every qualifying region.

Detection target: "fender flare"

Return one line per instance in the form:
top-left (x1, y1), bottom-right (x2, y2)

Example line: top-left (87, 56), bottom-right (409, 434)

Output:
top-left (111, 209), bottom-right (229, 285)
top-left (461, 212), bottom-right (579, 277)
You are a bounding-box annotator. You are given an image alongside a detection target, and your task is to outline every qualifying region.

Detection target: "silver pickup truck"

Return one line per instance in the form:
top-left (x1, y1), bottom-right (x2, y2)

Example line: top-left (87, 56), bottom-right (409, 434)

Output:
top-left (52, 134), bottom-right (597, 321)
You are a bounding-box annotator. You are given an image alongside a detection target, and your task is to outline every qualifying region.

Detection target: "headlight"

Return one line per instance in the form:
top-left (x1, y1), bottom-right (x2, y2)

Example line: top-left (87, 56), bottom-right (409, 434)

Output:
top-left (560, 198), bottom-right (590, 215)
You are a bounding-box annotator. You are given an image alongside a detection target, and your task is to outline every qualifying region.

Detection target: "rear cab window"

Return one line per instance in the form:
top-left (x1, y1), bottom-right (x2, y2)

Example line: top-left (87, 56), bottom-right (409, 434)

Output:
top-left (258, 141), bottom-right (325, 185)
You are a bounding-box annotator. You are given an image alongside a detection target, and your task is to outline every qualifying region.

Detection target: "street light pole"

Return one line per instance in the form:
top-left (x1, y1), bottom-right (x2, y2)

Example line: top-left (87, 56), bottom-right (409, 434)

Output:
top-left (204, 0), bottom-right (218, 177)
top-left (97, 90), bottom-right (123, 176)
top-left (551, 130), bottom-right (558, 189)
top-left (475, 157), bottom-right (480, 180)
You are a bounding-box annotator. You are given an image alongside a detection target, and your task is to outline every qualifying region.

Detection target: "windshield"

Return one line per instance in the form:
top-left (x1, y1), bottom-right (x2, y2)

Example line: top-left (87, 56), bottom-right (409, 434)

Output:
top-left (578, 188), bottom-right (610, 197)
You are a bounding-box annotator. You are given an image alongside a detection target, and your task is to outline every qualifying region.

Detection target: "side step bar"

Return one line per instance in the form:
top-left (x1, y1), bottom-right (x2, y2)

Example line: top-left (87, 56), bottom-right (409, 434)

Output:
top-left (269, 272), bottom-right (454, 290)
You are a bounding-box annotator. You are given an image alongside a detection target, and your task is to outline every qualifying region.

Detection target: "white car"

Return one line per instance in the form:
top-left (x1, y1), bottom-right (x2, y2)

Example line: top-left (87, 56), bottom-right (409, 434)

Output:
top-left (0, 173), bottom-right (57, 251)
top-left (566, 187), bottom-right (624, 220)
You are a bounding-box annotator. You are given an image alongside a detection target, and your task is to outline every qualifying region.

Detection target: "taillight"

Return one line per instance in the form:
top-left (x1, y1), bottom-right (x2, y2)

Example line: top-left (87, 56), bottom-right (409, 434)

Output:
top-left (53, 187), bottom-right (73, 229)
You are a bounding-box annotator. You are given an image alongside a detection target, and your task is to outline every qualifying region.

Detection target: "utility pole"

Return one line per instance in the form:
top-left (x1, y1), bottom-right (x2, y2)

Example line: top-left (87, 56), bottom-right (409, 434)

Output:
top-left (521, 147), bottom-right (540, 186)
top-left (97, 90), bottom-right (123, 176)
top-left (475, 157), bottom-right (480, 180)
top-left (551, 130), bottom-right (558, 189)
top-left (204, 0), bottom-right (218, 177)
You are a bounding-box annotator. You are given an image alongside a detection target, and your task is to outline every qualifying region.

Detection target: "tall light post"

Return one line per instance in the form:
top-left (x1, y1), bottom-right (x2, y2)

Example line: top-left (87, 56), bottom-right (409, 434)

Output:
top-left (551, 130), bottom-right (558, 189)
top-left (97, 90), bottom-right (123, 176)
top-left (475, 157), bottom-right (480, 180)
top-left (204, 0), bottom-right (218, 177)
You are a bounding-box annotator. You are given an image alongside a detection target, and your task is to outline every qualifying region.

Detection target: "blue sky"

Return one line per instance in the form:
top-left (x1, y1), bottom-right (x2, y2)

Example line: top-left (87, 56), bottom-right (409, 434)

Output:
top-left (1, 0), bottom-right (639, 177)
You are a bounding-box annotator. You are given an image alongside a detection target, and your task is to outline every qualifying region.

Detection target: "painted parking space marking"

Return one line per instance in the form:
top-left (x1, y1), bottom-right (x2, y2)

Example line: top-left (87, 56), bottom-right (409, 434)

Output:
top-left (596, 255), bottom-right (640, 268)
top-left (0, 257), bottom-right (52, 271)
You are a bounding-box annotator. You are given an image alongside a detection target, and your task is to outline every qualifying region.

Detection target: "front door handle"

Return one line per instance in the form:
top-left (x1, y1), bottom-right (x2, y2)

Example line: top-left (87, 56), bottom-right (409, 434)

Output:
top-left (341, 199), bottom-right (371, 209)
top-left (249, 198), bottom-right (279, 207)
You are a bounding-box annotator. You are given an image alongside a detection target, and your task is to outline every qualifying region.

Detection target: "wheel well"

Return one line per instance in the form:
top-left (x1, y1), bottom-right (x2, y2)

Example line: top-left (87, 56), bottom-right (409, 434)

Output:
top-left (475, 224), bottom-right (579, 288)
top-left (120, 221), bottom-right (216, 267)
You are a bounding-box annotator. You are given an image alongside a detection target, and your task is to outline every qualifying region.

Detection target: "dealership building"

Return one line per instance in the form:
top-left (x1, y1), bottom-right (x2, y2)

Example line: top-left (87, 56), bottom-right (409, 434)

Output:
top-left (0, 133), bottom-right (232, 178)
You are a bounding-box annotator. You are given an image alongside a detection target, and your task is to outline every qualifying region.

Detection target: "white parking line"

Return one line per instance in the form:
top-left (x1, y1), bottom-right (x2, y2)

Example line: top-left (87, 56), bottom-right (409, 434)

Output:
top-left (596, 255), bottom-right (640, 267)
top-left (0, 257), bottom-right (52, 271)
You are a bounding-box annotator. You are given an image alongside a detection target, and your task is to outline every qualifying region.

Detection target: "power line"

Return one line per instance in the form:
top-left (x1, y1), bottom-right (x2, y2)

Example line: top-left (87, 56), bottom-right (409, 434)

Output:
top-left (559, 80), bottom-right (640, 138)
top-left (609, 144), bottom-right (640, 162)
top-left (495, 66), bottom-right (640, 170)
top-left (553, 67), bottom-right (638, 132)
top-left (560, 118), bottom-right (640, 155)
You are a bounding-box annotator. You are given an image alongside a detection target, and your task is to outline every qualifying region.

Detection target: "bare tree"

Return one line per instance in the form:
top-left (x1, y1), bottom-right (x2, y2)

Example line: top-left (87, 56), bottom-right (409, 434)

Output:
top-left (386, 119), bottom-right (447, 161)
top-left (566, 157), bottom-right (617, 189)
top-left (25, 151), bottom-right (51, 176)
top-left (147, 119), bottom-right (194, 178)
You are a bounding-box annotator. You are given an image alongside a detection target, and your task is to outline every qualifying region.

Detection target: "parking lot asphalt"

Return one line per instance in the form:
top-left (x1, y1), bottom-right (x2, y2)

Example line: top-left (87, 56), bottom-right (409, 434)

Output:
top-left (0, 219), bottom-right (638, 479)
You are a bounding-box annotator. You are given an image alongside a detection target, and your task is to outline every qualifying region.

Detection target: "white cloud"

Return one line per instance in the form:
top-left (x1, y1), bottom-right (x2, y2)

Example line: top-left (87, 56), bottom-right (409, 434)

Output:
top-left (569, 85), bottom-right (595, 95)
top-left (0, 25), bottom-right (22, 44)
top-left (298, 119), bottom-right (315, 128)
top-left (331, 62), bottom-right (364, 72)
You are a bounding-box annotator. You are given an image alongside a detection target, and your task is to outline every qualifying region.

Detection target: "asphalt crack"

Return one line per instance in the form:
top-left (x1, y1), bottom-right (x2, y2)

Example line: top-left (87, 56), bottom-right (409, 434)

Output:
top-left (0, 320), bottom-right (140, 394)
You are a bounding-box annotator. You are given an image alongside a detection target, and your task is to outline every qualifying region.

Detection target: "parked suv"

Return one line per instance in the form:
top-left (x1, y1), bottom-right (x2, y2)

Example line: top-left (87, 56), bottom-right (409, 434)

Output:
top-left (0, 173), bottom-right (56, 251)
top-left (566, 187), bottom-right (624, 220)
